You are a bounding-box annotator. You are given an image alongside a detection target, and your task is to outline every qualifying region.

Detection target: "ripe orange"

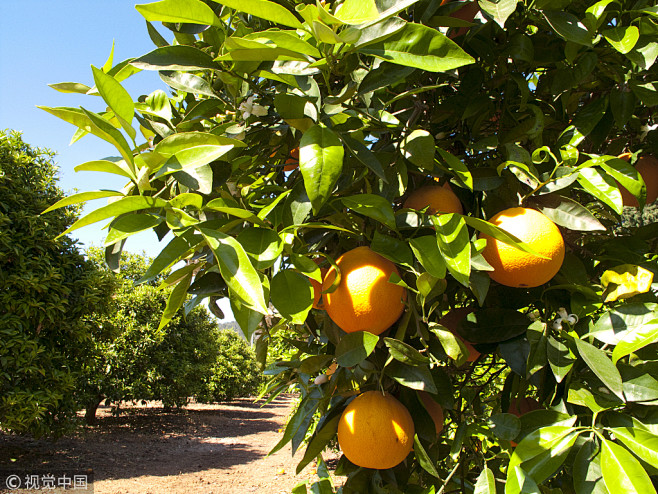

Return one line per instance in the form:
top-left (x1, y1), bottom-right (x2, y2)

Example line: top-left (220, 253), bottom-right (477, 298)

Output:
top-left (403, 183), bottom-right (463, 215)
top-left (310, 267), bottom-right (328, 309)
top-left (283, 147), bottom-right (300, 172)
top-left (438, 308), bottom-right (479, 362)
top-left (480, 208), bottom-right (565, 288)
top-left (418, 391), bottom-right (444, 434)
top-left (440, 0), bottom-right (479, 38)
top-left (337, 391), bottom-right (415, 469)
top-left (617, 153), bottom-right (658, 207)
top-left (323, 247), bottom-right (407, 335)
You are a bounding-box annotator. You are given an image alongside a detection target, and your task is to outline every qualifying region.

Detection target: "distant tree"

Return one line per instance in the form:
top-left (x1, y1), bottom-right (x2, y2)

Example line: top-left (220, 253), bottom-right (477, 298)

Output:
top-left (0, 130), bottom-right (111, 437)
top-left (82, 248), bottom-right (261, 422)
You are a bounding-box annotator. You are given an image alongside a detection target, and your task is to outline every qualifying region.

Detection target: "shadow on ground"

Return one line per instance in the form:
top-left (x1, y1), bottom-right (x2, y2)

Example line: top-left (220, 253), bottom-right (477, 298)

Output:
top-left (0, 395), bottom-right (296, 483)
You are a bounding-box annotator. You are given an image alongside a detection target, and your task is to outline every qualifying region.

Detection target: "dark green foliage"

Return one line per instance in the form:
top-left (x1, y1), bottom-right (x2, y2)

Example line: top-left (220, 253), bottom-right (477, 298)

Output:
top-left (0, 130), bottom-right (111, 437)
top-left (196, 330), bottom-right (262, 403)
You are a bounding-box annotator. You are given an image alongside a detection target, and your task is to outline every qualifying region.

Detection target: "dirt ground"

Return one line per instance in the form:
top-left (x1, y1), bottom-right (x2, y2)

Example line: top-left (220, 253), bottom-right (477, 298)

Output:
top-left (0, 395), bottom-right (340, 494)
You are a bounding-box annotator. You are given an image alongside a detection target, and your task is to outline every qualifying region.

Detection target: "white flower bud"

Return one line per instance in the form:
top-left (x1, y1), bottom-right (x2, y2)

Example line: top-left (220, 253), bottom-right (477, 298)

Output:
top-left (314, 374), bottom-right (329, 385)
top-left (552, 319), bottom-right (563, 330)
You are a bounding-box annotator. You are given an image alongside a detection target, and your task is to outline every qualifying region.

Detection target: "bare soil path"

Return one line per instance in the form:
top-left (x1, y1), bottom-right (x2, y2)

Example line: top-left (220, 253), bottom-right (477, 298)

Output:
top-left (0, 395), bottom-right (336, 494)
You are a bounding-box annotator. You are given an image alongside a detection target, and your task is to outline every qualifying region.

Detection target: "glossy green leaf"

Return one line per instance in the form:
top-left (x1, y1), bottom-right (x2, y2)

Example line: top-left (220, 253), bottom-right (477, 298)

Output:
top-left (623, 373), bottom-right (658, 403)
top-left (104, 213), bottom-right (162, 246)
top-left (210, 0), bottom-right (303, 29)
top-left (91, 64), bottom-right (135, 135)
top-left (437, 149), bottom-right (474, 191)
top-left (158, 271), bottom-right (193, 330)
top-left (136, 0), bottom-right (221, 26)
top-left (300, 124), bottom-right (344, 215)
top-left (463, 216), bottom-right (547, 258)
top-left (603, 25), bottom-right (640, 54)
top-left (271, 270), bottom-right (313, 324)
top-left (48, 82), bottom-right (92, 94)
top-left (245, 30), bottom-right (321, 58)
top-left (413, 434), bottom-right (440, 478)
top-left (409, 235), bottom-right (447, 279)
top-left (547, 336), bottom-right (575, 383)
top-left (359, 22), bottom-right (475, 72)
top-left (599, 156), bottom-right (645, 204)
top-left (577, 167), bottom-right (623, 214)
top-left (591, 303), bottom-right (658, 345)
top-left (384, 337), bottom-right (430, 366)
top-left (200, 227), bottom-right (268, 314)
top-left (430, 323), bottom-right (467, 363)
top-left (574, 338), bottom-right (623, 400)
top-left (479, 0), bottom-right (519, 28)
top-left (600, 437), bottom-right (656, 494)
top-left (400, 129), bottom-right (435, 170)
top-left (342, 194), bottom-right (396, 229)
top-left (231, 297), bottom-right (265, 340)
top-left (534, 195), bottom-right (606, 232)
top-left (74, 159), bottom-right (135, 179)
top-left (460, 308), bottom-right (529, 344)
top-left (340, 135), bottom-right (387, 181)
top-left (60, 196), bottom-right (166, 237)
top-left (385, 360), bottom-right (437, 393)
top-left (434, 213), bottom-right (470, 287)
top-left (573, 438), bottom-right (610, 494)
top-left (296, 413), bottom-right (341, 474)
top-left (474, 467), bottom-right (497, 494)
top-left (489, 413), bottom-right (521, 441)
top-left (132, 45), bottom-right (219, 71)
top-left (544, 11), bottom-right (592, 46)
top-left (42, 189), bottom-right (124, 214)
top-left (335, 331), bottom-right (379, 367)
top-left (505, 466), bottom-right (541, 494)
top-left (612, 319), bottom-right (658, 364)
top-left (137, 231), bottom-right (203, 284)
top-left (610, 427), bottom-right (658, 469)
top-left (333, 0), bottom-right (379, 25)
top-left (236, 227), bottom-right (283, 270)
top-left (159, 71), bottom-right (217, 98)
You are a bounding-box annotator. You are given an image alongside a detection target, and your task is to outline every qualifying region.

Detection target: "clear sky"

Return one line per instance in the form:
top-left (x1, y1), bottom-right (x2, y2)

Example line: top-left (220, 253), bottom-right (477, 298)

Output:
top-left (0, 0), bottom-right (235, 319)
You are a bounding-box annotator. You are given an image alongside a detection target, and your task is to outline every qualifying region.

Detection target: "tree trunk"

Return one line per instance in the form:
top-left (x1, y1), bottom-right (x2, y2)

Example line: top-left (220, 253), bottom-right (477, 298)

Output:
top-left (84, 396), bottom-right (103, 425)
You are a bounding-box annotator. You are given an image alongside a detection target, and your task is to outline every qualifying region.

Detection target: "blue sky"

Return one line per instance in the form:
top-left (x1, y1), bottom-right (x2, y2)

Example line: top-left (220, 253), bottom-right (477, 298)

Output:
top-left (0, 1), bottom-right (235, 319)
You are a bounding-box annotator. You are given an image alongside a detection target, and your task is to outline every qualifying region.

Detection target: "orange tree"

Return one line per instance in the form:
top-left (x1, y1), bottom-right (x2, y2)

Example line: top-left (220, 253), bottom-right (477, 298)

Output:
top-left (41, 0), bottom-right (658, 492)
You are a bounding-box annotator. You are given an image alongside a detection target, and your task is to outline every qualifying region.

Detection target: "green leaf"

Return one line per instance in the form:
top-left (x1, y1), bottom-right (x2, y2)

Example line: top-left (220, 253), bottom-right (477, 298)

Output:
top-left (335, 331), bottom-right (379, 367)
top-left (630, 81), bottom-right (658, 106)
top-left (48, 82), bottom-right (92, 94)
top-left (506, 466), bottom-right (541, 494)
top-left (155, 144), bottom-right (235, 177)
top-left (429, 323), bottom-right (468, 363)
top-left (413, 435), bottom-right (440, 478)
top-left (400, 129), bottom-right (435, 170)
top-left (479, 0), bottom-right (519, 28)
top-left (74, 159), bottom-right (135, 179)
top-left (577, 167), bottom-right (623, 214)
top-left (158, 271), bottom-right (193, 330)
top-left (271, 270), bottom-right (313, 324)
top-left (245, 30), bottom-right (321, 58)
top-left (610, 427), bottom-right (658, 469)
top-left (574, 339), bottom-right (623, 400)
top-left (547, 336), bottom-right (575, 383)
top-left (340, 135), bottom-right (387, 182)
top-left (154, 131), bottom-right (245, 157)
top-left (300, 124), bottom-right (344, 215)
top-left (358, 22), bottom-right (475, 72)
top-left (544, 11), bottom-right (592, 46)
top-left (42, 189), bottom-right (124, 214)
top-left (437, 148), bottom-right (474, 191)
top-left (534, 195), bottom-right (606, 232)
top-left (434, 213), bottom-right (470, 287)
top-left (210, 0), bottom-right (303, 29)
top-left (104, 213), bottom-right (162, 246)
top-left (384, 337), bottom-right (430, 366)
top-left (463, 216), bottom-right (548, 258)
top-left (600, 437), bottom-right (656, 494)
top-left (603, 25), bottom-right (640, 54)
top-left (460, 308), bottom-right (529, 344)
top-left (611, 318), bottom-right (658, 364)
top-left (489, 413), bottom-right (521, 441)
top-left (333, 0), bottom-right (379, 25)
top-left (60, 196), bottom-right (167, 237)
top-left (200, 228), bottom-right (268, 314)
top-left (342, 194), bottom-right (396, 229)
top-left (136, 0), bottom-right (222, 26)
top-left (599, 156), bottom-right (646, 205)
top-left (231, 297), bottom-right (265, 340)
top-left (591, 303), bottom-right (658, 345)
top-left (91, 65), bottom-right (135, 136)
top-left (474, 467), bottom-right (497, 494)
top-left (236, 227), bottom-right (283, 270)
top-left (159, 71), bottom-right (218, 98)
top-left (573, 438), bottom-right (610, 494)
top-left (610, 88), bottom-right (637, 128)
top-left (371, 231), bottom-right (414, 267)
top-left (132, 45), bottom-right (219, 71)
top-left (296, 413), bottom-right (342, 474)
top-left (623, 374), bottom-right (658, 403)
top-left (409, 236), bottom-right (447, 279)
top-left (385, 360), bottom-right (437, 393)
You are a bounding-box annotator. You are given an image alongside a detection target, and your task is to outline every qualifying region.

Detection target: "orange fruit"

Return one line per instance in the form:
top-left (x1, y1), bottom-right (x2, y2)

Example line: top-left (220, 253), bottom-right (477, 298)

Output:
top-left (418, 391), bottom-right (444, 434)
top-left (310, 267), bottom-right (328, 309)
top-left (480, 208), bottom-right (565, 288)
top-left (323, 247), bottom-right (406, 335)
top-left (617, 153), bottom-right (658, 207)
top-left (337, 391), bottom-right (415, 469)
top-left (403, 183), bottom-right (463, 215)
top-left (440, 0), bottom-right (479, 38)
top-left (326, 362), bottom-right (337, 377)
top-left (283, 147), bottom-right (300, 172)
top-left (438, 308), bottom-right (479, 362)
